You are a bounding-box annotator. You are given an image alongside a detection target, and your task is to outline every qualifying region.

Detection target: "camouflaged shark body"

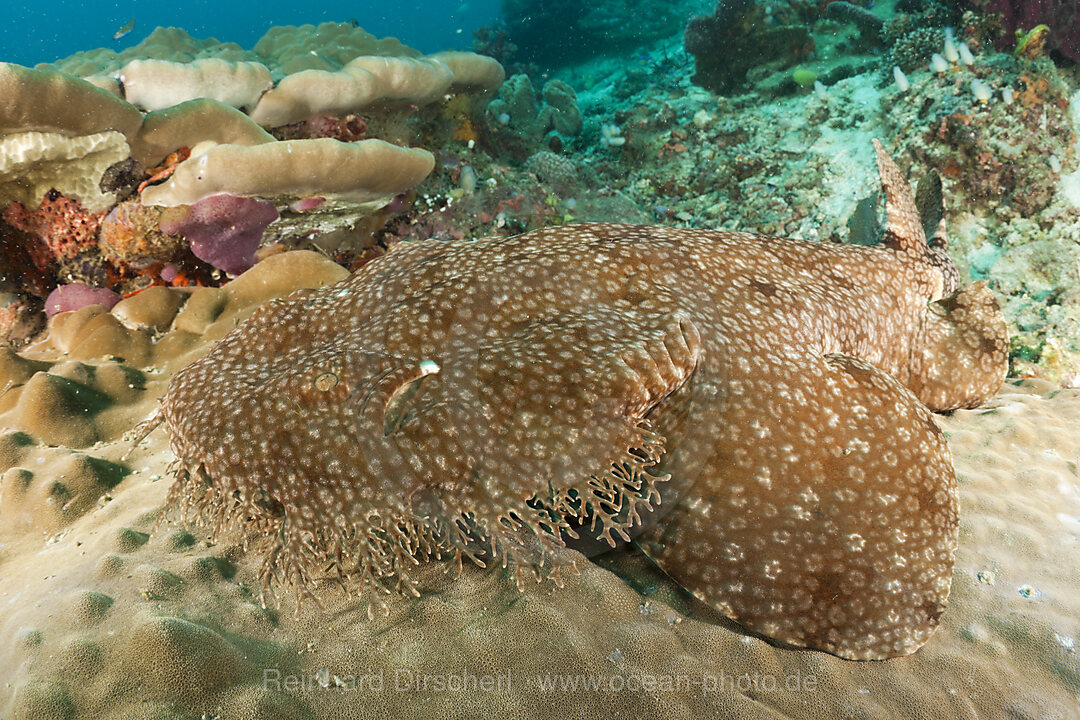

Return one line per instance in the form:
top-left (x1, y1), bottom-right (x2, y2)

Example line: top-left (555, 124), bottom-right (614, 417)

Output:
top-left (160, 141), bottom-right (1007, 660)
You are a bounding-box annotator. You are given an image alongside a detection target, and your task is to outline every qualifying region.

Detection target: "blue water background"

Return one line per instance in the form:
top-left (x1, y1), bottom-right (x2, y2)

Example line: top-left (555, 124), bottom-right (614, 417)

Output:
top-left (3, 0), bottom-right (501, 67)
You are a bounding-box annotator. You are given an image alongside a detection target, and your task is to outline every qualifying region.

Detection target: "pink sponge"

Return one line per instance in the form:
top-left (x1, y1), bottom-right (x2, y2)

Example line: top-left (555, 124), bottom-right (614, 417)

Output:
top-left (45, 283), bottom-right (122, 316)
top-left (159, 195), bottom-right (279, 276)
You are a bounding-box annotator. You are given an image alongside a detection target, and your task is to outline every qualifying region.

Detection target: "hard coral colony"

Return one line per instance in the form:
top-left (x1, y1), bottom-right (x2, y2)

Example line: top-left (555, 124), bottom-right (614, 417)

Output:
top-left (0, 28), bottom-right (505, 316)
top-left (159, 142), bottom-right (1007, 661)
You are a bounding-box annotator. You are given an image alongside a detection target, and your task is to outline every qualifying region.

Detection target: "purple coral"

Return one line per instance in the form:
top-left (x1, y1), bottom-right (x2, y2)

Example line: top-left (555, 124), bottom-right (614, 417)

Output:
top-left (44, 283), bottom-right (122, 316)
top-left (158, 195), bottom-right (279, 276)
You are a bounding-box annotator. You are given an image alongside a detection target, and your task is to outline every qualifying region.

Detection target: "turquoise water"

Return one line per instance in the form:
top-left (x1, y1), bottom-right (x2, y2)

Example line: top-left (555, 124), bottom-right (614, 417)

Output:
top-left (3, 0), bottom-right (499, 66)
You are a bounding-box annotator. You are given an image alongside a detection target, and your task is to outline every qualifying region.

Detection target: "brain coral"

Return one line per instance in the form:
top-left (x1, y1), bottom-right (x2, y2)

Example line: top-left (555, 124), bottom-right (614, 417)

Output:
top-left (157, 142), bottom-right (1007, 661)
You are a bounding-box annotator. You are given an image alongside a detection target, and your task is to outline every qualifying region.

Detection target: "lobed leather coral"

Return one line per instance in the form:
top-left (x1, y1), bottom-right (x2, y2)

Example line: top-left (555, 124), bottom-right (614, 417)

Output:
top-left (157, 141), bottom-right (1007, 661)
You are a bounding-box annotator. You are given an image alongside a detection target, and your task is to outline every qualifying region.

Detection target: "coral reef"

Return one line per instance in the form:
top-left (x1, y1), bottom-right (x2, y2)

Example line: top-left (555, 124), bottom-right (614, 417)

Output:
top-left (524, 150), bottom-right (580, 189)
top-left (964, 0), bottom-right (1080, 62)
top-left (131, 99), bottom-right (275, 168)
top-left (498, 0), bottom-right (681, 69)
top-left (98, 200), bottom-right (183, 269)
top-left (534, 1), bottom-right (1080, 381)
top-left (39, 24), bottom-right (505, 132)
top-left (0, 131), bottom-right (130, 214)
top-left (0, 22), bottom-right (506, 343)
top-left (3, 4), bottom-right (1080, 714)
top-left (121, 58), bottom-right (272, 112)
top-left (0, 292), bottom-right (43, 348)
top-left (685, 0), bottom-right (814, 94)
top-left (281, 113), bottom-right (367, 143)
top-left (42, 23), bottom-right (412, 79)
top-left (139, 139), bottom-right (434, 208)
top-left (880, 2), bottom-right (971, 74)
top-left (254, 22), bottom-right (419, 74)
top-left (884, 54), bottom-right (1074, 217)
top-left (486, 74), bottom-right (584, 153)
top-left (825, 1), bottom-right (885, 42)
top-left (0, 62), bottom-right (142, 138)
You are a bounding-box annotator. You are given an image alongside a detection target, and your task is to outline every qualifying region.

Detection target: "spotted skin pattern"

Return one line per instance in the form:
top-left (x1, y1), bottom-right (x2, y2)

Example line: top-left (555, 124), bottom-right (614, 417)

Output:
top-left (161, 142), bottom-right (1007, 660)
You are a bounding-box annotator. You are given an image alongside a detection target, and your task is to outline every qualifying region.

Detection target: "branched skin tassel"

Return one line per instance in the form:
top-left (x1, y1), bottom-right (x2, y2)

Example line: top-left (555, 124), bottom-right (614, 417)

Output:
top-left (160, 140), bottom-right (1007, 660)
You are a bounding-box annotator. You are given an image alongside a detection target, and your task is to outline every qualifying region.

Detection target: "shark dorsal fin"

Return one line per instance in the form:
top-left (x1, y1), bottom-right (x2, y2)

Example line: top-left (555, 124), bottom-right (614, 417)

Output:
top-left (873, 139), bottom-right (927, 257)
top-left (915, 170), bottom-right (948, 250)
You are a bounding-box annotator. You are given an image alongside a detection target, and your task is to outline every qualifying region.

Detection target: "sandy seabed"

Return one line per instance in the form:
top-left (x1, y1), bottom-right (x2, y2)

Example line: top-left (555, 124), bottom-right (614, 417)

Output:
top-left (0, 251), bottom-right (1078, 720)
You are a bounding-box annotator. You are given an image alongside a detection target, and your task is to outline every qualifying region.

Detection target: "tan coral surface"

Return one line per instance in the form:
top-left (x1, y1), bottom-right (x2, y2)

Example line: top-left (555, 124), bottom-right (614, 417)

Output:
top-left (138, 138), bottom-right (436, 208)
top-left (0, 130), bottom-right (130, 213)
top-left (0, 251), bottom-right (1077, 719)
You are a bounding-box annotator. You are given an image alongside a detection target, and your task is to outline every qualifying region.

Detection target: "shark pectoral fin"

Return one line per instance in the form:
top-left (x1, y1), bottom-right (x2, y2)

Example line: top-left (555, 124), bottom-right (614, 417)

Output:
top-left (638, 352), bottom-right (958, 660)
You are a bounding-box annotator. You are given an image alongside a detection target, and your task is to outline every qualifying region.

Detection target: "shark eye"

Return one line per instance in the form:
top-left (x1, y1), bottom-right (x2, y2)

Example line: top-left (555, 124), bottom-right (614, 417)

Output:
top-left (382, 360), bottom-right (441, 437)
top-left (313, 372), bottom-right (338, 392)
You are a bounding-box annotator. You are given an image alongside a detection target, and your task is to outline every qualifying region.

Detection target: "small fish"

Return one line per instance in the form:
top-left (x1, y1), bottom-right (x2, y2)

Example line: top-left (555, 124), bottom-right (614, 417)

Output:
top-left (114, 18), bottom-right (135, 40)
